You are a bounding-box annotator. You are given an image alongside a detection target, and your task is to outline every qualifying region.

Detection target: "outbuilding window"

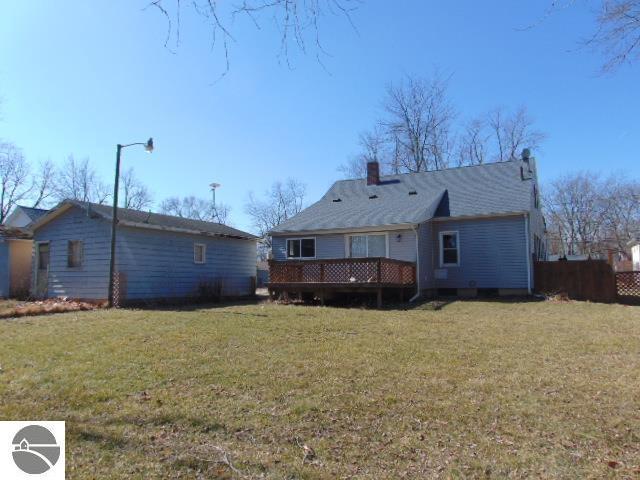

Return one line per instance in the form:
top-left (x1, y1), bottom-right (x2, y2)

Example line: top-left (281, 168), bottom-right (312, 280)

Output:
top-left (439, 231), bottom-right (459, 267)
top-left (194, 243), bottom-right (206, 264)
top-left (286, 238), bottom-right (315, 259)
top-left (67, 240), bottom-right (83, 268)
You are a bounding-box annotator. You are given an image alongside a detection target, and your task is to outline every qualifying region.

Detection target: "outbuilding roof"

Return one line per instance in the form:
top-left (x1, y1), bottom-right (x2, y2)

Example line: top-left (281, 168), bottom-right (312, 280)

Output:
top-left (0, 225), bottom-right (32, 239)
top-left (31, 200), bottom-right (257, 240)
top-left (271, 160), bottom-right (535, 234)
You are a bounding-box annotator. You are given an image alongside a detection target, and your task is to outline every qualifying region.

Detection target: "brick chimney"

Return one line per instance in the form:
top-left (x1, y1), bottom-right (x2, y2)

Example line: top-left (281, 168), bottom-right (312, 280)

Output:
top-left (367, 161), bottom-right (380, 186)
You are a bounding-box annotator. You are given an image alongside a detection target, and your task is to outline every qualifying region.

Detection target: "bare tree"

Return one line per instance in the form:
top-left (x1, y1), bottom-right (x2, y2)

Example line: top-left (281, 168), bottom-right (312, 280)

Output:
top-left (245, 178), bottom-right (306, 250)
top-left (486, 107), bottom-right (546, 163)
top-left (146, 0), bottom-right (359, 73)
top-left (600, 175), bottom-right (640, 256)
top-left (341, 76), bottom-right (545, 177)
top-left (527, 1), bottom-right (640, 71)
top-left (545, 173), bottom-right (604, 256)
top-left (0, 142), bottom-right (30, 223)
top-left (382, 75), bottom-right (456, 172)
top-left (544, 172), bottom-right (640, 257)
top-left (30, 159), bottom-right (57, 208)
top-left (121, 168), bottom-right (153, 210)
top-left (56, 155), bottom-right (111, 204)
top-left (159, 195), bottom-right (231, 224)
top-left (338, 128), bottom-right (387, 179)
top-left (581, 0), bottom-right (640, 71)
top-left (456, 118), bottom-right (488, 166)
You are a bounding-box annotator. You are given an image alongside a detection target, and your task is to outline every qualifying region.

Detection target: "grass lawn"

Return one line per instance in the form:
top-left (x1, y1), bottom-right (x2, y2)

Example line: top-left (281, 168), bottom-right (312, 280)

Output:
top-left (0, 301), bottom-right (639, 479)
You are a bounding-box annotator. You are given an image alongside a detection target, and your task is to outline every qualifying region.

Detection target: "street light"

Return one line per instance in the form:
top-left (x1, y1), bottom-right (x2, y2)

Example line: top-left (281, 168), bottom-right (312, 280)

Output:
top-left (210, 182), bottom-right (221, 208)
top-left (107, 138), bottom-right (154, 308)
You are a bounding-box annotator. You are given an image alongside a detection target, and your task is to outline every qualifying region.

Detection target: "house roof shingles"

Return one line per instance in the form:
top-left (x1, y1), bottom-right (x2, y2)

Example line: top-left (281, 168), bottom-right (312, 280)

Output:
top-left (271, 160), bottom-right (534, 234)
top-left (18, 206), bottom-right (49, 223)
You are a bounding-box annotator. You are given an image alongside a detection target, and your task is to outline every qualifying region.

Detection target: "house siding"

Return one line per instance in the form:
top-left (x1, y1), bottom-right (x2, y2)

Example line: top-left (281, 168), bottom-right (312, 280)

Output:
top-left (427, 216), bottom-right (528, 289)
top-left (0, 241), bottom-right (9, 297)
top-left (9, 240), bottom-right (32, 296)
top-left (32, 206), bottom-right (257, 300)
top-left (272, 229), bottom-right (416, 262)
top-left (32, 206), bottom-right (112, 299)
top-left (116, 226), bottom-right (256, 299)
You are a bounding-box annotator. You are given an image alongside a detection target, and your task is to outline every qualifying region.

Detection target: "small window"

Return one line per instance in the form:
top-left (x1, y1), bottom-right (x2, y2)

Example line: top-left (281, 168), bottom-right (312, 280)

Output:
top-left (439, 231), bottom-right (459, 267)
top-left (67, 240), bottom-right (83, 268)
top-left (194, 243), bottom-right (206, 264)
top-left (286, 238), bottom-right (315, 259)
top-left (348, 234), bottom-right (387, 258)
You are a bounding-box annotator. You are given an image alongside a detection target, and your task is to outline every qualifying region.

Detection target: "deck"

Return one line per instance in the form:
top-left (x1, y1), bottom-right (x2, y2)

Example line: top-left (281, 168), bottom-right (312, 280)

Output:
top-left (267, 258), bottom-right (416, 307)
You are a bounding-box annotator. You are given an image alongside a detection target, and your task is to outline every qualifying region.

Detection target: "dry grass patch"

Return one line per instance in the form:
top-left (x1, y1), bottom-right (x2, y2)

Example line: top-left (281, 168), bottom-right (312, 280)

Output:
top-left (0, 301), bottom-right (638, 479)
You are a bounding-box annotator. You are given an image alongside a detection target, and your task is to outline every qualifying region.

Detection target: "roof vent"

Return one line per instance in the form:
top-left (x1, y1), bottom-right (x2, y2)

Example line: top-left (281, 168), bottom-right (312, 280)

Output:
top-left (408, 190), bottom-right (417, 195)
top-left (368, 194), bottom-right (378, 199)
top-left (332, 198), bottom-right (342, 203)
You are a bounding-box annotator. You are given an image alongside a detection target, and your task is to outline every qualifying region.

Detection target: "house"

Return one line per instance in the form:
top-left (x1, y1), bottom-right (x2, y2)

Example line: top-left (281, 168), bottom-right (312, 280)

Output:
top-left (0, 226), bottom-right (33, 298)
top-left (268, 152), bottom-right (545, 304)
top-left (0, 205), bottom-right (47, 298)
top-left (29, 200), bottom-right (258, 303)
top-left (4, 206), bottom-right (48, 228)
top-left (630, 239), bottom-right (640, 271)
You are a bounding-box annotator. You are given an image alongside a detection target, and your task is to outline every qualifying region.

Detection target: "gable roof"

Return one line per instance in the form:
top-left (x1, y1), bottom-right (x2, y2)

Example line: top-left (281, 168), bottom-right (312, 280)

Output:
top-left (3, 205), bottom-right (49, 227)
top-left (271, 160), bottom-right (535, 234)
top-left (18, 206), bottom-right (49, 222)
top-left (31, 200), bottom-right (257, 240)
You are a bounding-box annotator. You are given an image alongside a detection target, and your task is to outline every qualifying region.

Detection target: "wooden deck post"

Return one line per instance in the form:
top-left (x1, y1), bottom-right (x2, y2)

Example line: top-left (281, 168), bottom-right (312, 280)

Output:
top-left (377, 288), bottom-right (382, 308)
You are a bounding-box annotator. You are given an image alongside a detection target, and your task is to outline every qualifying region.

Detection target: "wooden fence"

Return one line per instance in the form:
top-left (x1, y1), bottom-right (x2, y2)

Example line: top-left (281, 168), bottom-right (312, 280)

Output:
top-left (616, 271), bottom-right (640, 304)
top-left (534, 260), bottom-right (617, 303)
top-left (534, 261), bottom-right (640, 304)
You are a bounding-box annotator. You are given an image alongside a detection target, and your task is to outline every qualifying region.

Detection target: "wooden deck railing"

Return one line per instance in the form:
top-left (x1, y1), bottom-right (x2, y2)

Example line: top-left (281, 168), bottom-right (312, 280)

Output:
top-left (268, 258), bottom-right (416, 286)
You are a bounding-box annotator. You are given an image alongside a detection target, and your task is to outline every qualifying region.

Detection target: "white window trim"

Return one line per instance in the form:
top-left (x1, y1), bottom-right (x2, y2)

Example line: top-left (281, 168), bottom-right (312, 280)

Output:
top-left (285, 237), bottom-right (316, 259)
top-left (344, 232), bottom-right (390, 258)
top-left (439, 230), bottom-right (460, 267)
top-left (194, 243), bottom-right (206, 264)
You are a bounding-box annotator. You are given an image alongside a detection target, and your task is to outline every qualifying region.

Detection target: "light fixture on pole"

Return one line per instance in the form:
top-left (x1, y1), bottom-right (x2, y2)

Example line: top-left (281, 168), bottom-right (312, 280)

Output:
top-left (108, 137), bottom-right (154, 308)
top-left (210, 182), bottom-right (221, 209)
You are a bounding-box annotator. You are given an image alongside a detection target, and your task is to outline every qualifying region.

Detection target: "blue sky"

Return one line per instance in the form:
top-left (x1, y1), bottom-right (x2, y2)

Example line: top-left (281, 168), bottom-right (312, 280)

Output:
top-left (0, 1), bottom-right (638, 233)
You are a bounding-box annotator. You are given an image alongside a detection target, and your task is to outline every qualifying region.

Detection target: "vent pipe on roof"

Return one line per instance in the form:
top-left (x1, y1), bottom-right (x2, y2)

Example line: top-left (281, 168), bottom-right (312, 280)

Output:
top-left (367, 161), bottom-right (380, 186)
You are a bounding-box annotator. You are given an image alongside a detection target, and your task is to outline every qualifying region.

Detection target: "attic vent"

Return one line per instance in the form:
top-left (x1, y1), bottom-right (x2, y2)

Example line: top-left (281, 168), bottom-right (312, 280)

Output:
top-left (368, 194), bottom-right (378, 199)
top-left (408, 190), bottom-right (417, 195)
top-left (332, 198), bottom-right (342, 203)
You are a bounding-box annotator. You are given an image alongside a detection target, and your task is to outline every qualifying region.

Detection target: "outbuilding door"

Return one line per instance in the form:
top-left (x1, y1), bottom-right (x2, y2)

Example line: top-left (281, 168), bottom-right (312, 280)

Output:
top-left (35, 242), bottom-right (50, 298)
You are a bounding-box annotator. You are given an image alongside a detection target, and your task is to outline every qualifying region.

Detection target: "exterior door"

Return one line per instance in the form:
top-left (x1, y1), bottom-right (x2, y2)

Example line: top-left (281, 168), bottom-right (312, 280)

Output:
top-left (35, 242), bottom-right (50, 298)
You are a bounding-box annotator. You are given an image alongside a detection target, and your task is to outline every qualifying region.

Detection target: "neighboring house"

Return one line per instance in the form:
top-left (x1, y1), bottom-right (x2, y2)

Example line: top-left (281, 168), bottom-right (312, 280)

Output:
top-left (29, 200), bottom-right (258, 303)
top-left (3, 206), bottom-right (48, 228)
top-left (0, 205), bottom-right (47, 299)
top-left (268, 152), bottom-right (545, 303)
top-left (630, 239), bottom-right (640, 271)
top-left (0, 226), bottom-right (33, 298)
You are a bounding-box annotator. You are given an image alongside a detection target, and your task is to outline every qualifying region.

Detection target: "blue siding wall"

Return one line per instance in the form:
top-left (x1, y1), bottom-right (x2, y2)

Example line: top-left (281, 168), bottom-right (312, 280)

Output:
top-left (272, 229), bottom-right (416, 261)
top-left (32, 206), bottom-right (111, 299)
top-left (32, 206), bottom-right (257, 300)
top-left (0, 241), bottom-right (9, 297)
top-left (426, 216), bottom-right (528, 289)
top-left (117, 226), bottom-right (256, 299)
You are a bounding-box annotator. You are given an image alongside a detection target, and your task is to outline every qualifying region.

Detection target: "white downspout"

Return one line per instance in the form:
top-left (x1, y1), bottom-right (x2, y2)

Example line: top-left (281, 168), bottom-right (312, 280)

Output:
top-left (410, 224), bottom-right (421, 302)
top-left (524, 213), bottom-right (532, 295)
